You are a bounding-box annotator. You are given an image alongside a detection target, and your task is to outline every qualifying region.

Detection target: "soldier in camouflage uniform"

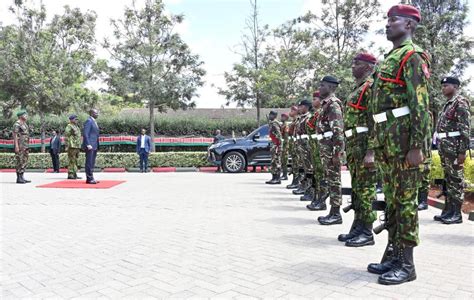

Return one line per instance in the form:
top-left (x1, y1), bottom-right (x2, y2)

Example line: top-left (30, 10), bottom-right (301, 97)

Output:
top-left (434, 77), bottom-right (470, 224)
top-left (316, 76), bottom-right (345, 225)
top-left (287, 106), bottom-right (301, 189)
top-left (266, 111), bottom-right (282, 184)
top-left (65, 114), bottom-right (83, 180)
top-left (364, 5), bottom-right (431, 285)
top-left (306, 91), bottom-right (329, 211)
top-left (338, 53), bottom-right (378, 247)
top-left (13, 110), bottom-right (31, 184)
top-left (280, 113), bottom-right (290, 180)
top-left (293, 100), bottom-right (314, 201)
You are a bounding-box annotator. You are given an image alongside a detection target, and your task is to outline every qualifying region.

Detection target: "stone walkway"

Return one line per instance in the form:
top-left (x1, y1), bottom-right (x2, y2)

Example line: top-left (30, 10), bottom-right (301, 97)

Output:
top-left (1, 172), bottom-right (473, 299)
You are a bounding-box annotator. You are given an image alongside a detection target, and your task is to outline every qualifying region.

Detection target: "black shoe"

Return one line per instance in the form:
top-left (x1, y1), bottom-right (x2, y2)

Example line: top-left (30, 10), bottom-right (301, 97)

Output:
top-left (86, 180), bottom-right (98, 184)
top-left (292, 181), bottom-right (307, 195)
top-left (434, 201), bottom-right (452, 221)
top-left (318, 206), bottom-right (342, 225)
top-left (345, 223), bottom-right (375, 247)
top-left (286, 174), bottom-right (300, 189)
top-left (378, 246), bottom-right (416, 285)
top-left (441, 202), bottom-right (463, 224)
top-left (266, 174), bottom-right (281, 185)
top-left (67, 176), bottom-right (75, 180)
top-left (417, 191), bottom-right (428, 211)
top-left (307, 192), bottom-right (328, 211)
top-left (368, 243), bottom-right (398, 274)
top-left (16, 172), bottom-right (26, 184)
top-left (280, 171), bottom-right (288, 181)
top-left (75, 176), bottom-right (82, 179)
top-left (20, 173), bottom-right (31, 183)
top-left (300, 187), bottom-right (314, 201)
top-left (338, 219), bottom-right (362, 242)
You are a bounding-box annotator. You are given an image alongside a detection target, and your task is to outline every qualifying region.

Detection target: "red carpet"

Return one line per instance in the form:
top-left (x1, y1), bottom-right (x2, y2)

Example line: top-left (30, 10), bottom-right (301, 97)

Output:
top-left (37, 180), bottom-right (126, 189)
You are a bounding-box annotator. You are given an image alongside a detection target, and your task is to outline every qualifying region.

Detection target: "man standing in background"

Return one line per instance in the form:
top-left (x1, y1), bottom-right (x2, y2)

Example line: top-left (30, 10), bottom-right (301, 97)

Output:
top-left (136, 128), bottom-right (152, 173)
top-left (13, 110), bottom-right (30, 184)
top-left (266, 110), bottom-right (282, 184)
top-left (65, 114), bottom-right (82, 180)
top-left (82, 109), bottom-right (100, 184)
top-left (49, 130), bottom-right (61, 173)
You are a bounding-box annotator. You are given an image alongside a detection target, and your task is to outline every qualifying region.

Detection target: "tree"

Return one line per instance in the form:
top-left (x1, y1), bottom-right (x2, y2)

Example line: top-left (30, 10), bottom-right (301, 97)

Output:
top-left (104, 0), bottom-right (205, 152)
top-left (218, 0), bottom-right (269, 125)
top-left (0, 2), bottom-right (98, 151)
top-left (410, 0), bottom-right (474, 120)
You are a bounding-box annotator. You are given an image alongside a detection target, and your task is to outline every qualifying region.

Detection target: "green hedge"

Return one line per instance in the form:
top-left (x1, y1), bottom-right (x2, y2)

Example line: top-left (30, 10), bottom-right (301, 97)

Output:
top-left (0, 114), bottom-right (257, 138)
top-left (0, 152), bottom-right (211, 168)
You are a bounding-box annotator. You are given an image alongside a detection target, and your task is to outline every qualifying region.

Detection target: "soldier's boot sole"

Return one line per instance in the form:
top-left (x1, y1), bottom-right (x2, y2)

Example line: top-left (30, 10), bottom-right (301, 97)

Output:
top-left (441, 217), bottom-right (462, 224)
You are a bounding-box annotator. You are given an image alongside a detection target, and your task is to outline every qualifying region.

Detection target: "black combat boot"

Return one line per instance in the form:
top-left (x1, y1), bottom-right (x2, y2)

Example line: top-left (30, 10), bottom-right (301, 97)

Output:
top-left (307, 191), bottom-right (328, 211)
top-left (266, 174), bottom-right (281, 185)
top-left (292, 177), bottom-right (307, 195)
top-left (378, 245), bottom-right (416, 285)
top-left (20, 173), bottom-right (31, 183)
top-left (318, 206), bottom-right (342, 225)
top-left (434, 200), bottom-right (452, 222)
top-left (417, 190), bottom-right (428, 211)
top-left (338, 219), bottom-right (362, 242)
top-left (345, 223), bottom-right (375, 247)
top-left (286, 172), bottom-right (301, 189)
top-left (300, 176), bottom-right (315, 201)
top-left (16, 172), bottom-right (26, 184)
top-left (441, 201), bottom-right (463, 224)
top-left (367, 242), bottom-right (398, 274)
top-left (280, 170), bottom-right (288, 181)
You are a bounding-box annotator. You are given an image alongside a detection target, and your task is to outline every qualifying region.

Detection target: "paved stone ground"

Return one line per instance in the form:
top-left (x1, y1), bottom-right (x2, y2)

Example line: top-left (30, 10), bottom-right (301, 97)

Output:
top-left (1, 172), bottom-right (473, 299)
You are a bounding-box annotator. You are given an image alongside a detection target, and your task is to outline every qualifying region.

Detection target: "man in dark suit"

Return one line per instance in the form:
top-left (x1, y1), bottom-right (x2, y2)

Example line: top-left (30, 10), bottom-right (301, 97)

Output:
top-left (49, 130), bottom-right (61, 173)
top-left (136, 128), bottom-right (152, 172)
top-left (82, 109), bottom-right (100, 184)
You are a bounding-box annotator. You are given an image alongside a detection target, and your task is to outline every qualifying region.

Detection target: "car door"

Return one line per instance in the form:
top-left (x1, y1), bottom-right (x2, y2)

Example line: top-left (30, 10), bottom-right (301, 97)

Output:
top-left (247, 125), bottom-right (271, 165)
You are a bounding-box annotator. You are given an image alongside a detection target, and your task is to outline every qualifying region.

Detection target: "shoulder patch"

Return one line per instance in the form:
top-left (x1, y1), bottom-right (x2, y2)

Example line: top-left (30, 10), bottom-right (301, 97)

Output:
top-left (421, 63), bottom-right (430, 79)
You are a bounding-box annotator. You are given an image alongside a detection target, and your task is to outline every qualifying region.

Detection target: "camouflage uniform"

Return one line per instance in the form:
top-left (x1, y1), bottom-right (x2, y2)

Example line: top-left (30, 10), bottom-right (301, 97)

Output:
top-left (269, 119), bottom-right (283, 175)
top-left (345, 76), bottom-right (377, 224)
top-left (281, 121), bottom-right (290, 175)
top-left (437, 93), bottom-right (470, 208)
top-left (369, 39), bottom-right (431, 247)
top-left (65, 122), bottom-right (82, 178)
top-left (13, 120), bottom-right (29, 173)
top-left (307, 109), bottom-right (326, 198)
top-left (296, 112), bottom-right (313, 174)
top-left (317, 95), bottom-right (345, 207)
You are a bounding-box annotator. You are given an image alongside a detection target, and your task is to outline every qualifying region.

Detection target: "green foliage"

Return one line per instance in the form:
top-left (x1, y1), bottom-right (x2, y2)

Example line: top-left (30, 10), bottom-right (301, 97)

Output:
top-left (0, 152), bottom-right (210, 168)
top-left (430, 151), bottom-right (474, 188)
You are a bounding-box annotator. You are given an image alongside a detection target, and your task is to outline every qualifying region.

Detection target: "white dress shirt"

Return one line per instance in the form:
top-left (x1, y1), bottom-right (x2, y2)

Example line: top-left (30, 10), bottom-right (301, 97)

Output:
top-left (140, 135), bottom-right (146, 148)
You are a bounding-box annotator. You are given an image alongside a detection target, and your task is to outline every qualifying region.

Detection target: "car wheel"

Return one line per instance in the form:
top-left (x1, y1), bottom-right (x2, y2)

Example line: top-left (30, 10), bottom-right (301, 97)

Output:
top-left (223, 151), bottom-right (246, 173)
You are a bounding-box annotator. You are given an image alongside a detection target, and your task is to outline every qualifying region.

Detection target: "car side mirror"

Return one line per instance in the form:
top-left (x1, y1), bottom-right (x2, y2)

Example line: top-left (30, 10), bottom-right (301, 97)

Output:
top-left (253, 133), bottom-right (260, 140)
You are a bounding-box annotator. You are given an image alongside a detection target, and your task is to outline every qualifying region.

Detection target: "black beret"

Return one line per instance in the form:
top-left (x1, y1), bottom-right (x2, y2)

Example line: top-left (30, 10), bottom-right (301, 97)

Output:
top-left (298, 99), bottom-right (312, 107)
top-left (269, 110), bottom-right (278, 116)
top-left (69, 114), bottom-right (78, 120)
top-left (321, 75), bottom-right (340, 85)
top-left (441, 77), bottom-right (460, 86)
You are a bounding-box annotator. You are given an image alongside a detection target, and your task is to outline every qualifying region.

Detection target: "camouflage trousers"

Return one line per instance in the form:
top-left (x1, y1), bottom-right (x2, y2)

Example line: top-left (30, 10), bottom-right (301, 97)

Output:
top-left (309, 138), bottom-right (325, 195)
top-left (347, 152), bottom-right (377, 224)
top-left (378, 155), bottom-right (420, 247)
top-left (270, 144), bottom-right (282, 175)
top-left (319, 142), bottom-right (342, 207)
top-left (439, 151), bottom-right (464, 206)
top-left (281, 141), bottom-right (289, 174)
top-left (67, 148), bottom-right (81, 177)
top-left (297, 139), bottom-right (313, 174)
top-left (419, 145), bottom-right (432, 194)
top-left (15, 149), bottom-right (29, 173)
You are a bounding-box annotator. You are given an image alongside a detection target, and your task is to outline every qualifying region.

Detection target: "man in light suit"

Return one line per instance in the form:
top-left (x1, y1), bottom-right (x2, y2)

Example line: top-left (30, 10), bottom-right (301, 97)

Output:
top-left (49, 130), bottom-right (61, 173)
top-left (82, 109), bottom-right (100, 184)
top-left (136, 128), bottom-right (152, 172)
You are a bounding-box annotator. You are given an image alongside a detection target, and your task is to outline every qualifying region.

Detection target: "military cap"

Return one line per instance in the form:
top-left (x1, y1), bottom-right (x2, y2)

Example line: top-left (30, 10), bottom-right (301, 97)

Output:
top-left (69, 114), bottom-right (78, 120)
top-left (441, 76), bottom-right (460, 86)
top-left (16, 110), bottom-right (27, 117)
top-left (387, 4), bottom-right (421, 22)
top-left (321, 75), bottom-right (340, 85)
top-left (298, 99), bottom-right (312, 108)
top-left (354, 52), bottom-right (377, 64)
top-left (313, 91), bottom-right (320, 98)
top-left (269, 110), bottom-right (278, 116)
top-left (290, 105), bottom-right (298, 111)
top-left (281, 113), bottom-right (289, 118)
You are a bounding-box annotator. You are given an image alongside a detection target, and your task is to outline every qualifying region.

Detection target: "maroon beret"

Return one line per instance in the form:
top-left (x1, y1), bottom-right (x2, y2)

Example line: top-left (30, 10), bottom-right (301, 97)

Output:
top-left (290, 105), bottom-right (298, 111)
top-left (387, 4), bottom-right (421, 22)
top-left (354, 52), bottom-right (377, 64)
top-left (312, 91), bottom-right (320, 98)
top-left (281, 113), bottom-right (289, 118)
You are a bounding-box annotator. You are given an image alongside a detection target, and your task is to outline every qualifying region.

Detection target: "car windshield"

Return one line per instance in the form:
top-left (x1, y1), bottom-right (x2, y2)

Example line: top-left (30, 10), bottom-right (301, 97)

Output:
top-left (248, 125), bottom-right (269, 139)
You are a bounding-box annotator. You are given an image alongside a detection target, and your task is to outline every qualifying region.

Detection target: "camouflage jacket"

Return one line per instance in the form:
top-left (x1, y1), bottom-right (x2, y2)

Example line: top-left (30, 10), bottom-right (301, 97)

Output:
top-left (306, 109), bottom-right (321, 136)
top-left (436, 93), bottom-right (471, 154)
top-left (281, 121), bottom-right (290, 146)
top-left (65, 123), bottom-right (82, 149)
top-left (269, 119), bottom-right (282, 146)
top-left (368, 39), bottom-right (431, 156)
top-left (344, 76), bottom-right (373, 157)
top-left (13, 120), bottom-right (29, 150)
top-left (317, 95), bottom-right (345, 154)
top-left (297, 112), bottom-right (311, 135)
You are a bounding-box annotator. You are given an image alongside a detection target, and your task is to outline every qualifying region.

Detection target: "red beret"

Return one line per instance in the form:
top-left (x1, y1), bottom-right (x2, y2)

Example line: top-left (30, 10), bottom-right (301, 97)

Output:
top-left (387, 4), bottom-right (421, 22)
top-left (290, 105), bottom-right (298, 111)
top-left (312, 91), bottom-right (320, 98)
top-left (281, 113), bottom-right (289, 118)
top-left (354, 53), bottom-right (377, 64)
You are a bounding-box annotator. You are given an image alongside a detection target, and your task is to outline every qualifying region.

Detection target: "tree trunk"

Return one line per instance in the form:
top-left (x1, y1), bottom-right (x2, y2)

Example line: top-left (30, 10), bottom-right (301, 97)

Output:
top-left (149, 101), bottom-right (155, 152)
top-left (40, 110), bottom-right (46, 153)
top-left (256, 92), bottom-right (261, 127)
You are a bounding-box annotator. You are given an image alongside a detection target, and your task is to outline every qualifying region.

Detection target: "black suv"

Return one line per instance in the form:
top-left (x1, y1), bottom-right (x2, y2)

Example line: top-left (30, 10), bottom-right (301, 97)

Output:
top-left (208, 125), bottom-right (271, 173)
